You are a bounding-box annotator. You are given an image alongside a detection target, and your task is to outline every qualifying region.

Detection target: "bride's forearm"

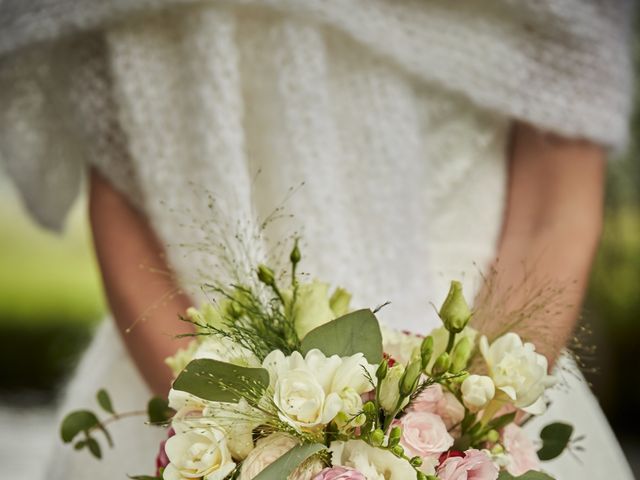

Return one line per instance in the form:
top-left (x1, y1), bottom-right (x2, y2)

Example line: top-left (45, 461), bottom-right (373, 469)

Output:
top-left (474, 123), bottom-right (605, 363)
top-left (89, 169), bottom-right (194, 395)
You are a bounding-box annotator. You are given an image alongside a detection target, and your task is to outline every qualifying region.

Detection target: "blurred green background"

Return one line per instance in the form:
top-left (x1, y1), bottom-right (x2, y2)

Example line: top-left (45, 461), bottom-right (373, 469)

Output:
top-left (1, 26), bottom-right (640, 479)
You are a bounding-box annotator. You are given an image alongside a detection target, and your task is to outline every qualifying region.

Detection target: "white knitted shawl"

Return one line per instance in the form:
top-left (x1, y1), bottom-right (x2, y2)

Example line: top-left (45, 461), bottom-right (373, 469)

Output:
top-left (0, 0), bottom-right (634, 233)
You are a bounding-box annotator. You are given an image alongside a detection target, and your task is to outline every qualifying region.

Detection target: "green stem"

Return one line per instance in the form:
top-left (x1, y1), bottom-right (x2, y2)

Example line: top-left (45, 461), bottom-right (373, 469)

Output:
top-left (446, 331), bottom-right (457, 353)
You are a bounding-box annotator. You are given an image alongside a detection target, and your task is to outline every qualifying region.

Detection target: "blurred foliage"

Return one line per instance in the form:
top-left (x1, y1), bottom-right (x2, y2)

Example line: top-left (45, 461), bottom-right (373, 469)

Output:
top-left (0, 189), bottom-right (104, 399)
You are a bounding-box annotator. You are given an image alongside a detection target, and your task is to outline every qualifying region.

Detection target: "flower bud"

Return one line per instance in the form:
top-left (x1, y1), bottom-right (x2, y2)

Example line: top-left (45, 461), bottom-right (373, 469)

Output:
top-left (400, 359), bottom-right (422, 397)
top-left (450, 336), bottom-right (473, 373)
top-left (289, 240), bottom-right (301, 264)
top-left (410, 456), bottom-right (423, 467)
top-left (491, 444), bottom-right (505, 455)
top-left (257, 264), bottom-right (276, 286)
top-left (376, 359), bottom-right (389, 381)
top-left (363, 401), bottom-right (377, 418)
top-left (439, 280), bottom-right (472, 333)
top-left (432, 352), bottom-right (451, 376)
top-left (420, 336), bottom-right (434, 370)
top-left (391, 444), bottom-right (404, 457)
top-left (416, 473), bottom-right (428, 480)
top-left (371, 428), bottom-right (385, 446)
top-left (486, 429), bottom-right (500, 443)
top-left (461, 374), bottom-right (495, 411)
top-left (389, 426), bottom-right (402, 447)
top-left (379, 365), bottom-right (405, 413)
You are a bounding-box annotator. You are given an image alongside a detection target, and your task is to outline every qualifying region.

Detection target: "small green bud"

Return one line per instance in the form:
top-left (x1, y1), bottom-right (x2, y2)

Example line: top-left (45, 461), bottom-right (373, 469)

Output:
top-left (486, 429), bottom-right (500, 443)
top-left (257, 264), bottom-right (276, 286)
top-left (439, 280), bottom-right (472, 333)
top-left (388, 426), bottom-right (402, 447)
top-left (410, 456), bottom-right (423, 467)
top-left (376, 359), bottom-right (389, 381)
top-left (290, 240), bottom-right (301, 264)
top-left (400, 359), bottom-right (422, 397)
top-left (391, 444), bottom-right (404, 457)
top-left (371, 428), bottom-right (385, 446)
top-left (450, 336), bottom-right (473, 373)
top-left (420, 336), bottom-right (434, 370)
top-left (363, 401), bottom-right (377, 417)
top-left (416, 473), bottom-right (428, 480)
top-left (491, 444), bottom-right (505, 455)
top-left (228, 301), bottom-right (242, 319)
top-left (432, 352), bottom-right (451, 376)
top-left (426, 476), bottom-right (439, 480)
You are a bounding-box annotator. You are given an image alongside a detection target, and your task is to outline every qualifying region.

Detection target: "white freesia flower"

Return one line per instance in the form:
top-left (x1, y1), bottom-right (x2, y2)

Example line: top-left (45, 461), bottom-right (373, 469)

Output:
top-left (480, 333), bottom-right (556, 414)
top-left (335, 387), bottom-right (366, 430)
top-left (163, 427), bottom-right (235, 480)
top-left (461, 375), bottom-right (495, 411)
top-left (239, 433), bottom-right (324, 480)
top-left (378, 364), bottom-right (407, 413)
top-left (263, 349), bottom-right (375, 430)
top-left (329, 440), bottom-right (417, 480)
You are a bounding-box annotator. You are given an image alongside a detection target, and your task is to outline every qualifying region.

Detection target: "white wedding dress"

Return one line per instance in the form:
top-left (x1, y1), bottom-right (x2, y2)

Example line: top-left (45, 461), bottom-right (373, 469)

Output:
top-left (0, 2), bottom-right (634, 479)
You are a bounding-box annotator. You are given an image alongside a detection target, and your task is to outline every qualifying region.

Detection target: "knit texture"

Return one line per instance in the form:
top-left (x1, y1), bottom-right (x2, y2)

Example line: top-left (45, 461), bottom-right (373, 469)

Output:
top-left (0, 3), bottom-right (634, 479)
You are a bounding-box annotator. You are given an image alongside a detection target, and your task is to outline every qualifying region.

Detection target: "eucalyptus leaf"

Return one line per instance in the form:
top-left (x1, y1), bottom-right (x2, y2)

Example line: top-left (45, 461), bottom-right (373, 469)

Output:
top-left (537, 422), bottom-right (573, 461)
top-left (147, 396), bottom-right (174, 424)
top-left (498, 471), bottom-right (555, 480)
top-left (173, 358), bottom-right (269, 403)
top-left (97, 389), bottom-right (115, 414)
top-left (300, 309), bottom-right (383, 363)
top-left (253, 443), bottom-right (326, 480)
top-left (60, 410), bottom-right (100, 443)
top-left (87, 437), bottom-right (102, 459)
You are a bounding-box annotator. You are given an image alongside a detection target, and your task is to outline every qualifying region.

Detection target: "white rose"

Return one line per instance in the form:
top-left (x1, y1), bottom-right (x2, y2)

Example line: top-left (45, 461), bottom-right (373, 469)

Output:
top-left (480, 333), bottom-right (556, 414)
top-left (238, 433), bottom-right (322, 480)
top-left (163, 427), bottom-right (235, 480)
top-left (329, 440), bottom-right (416, 480)
top-left (263, 349), bottom-right (375, 429)
top-left (273, 368), bottom-right (343, 429)
top-left (461, 375), bottom-right (495, 411)
top-left (378, 364), bottom-right (407, 413)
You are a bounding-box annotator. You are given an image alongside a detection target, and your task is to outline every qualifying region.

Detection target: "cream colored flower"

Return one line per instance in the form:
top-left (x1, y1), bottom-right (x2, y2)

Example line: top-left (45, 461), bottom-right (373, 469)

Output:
top-left (163, 427), bottom-right (235, 480)
top-left (238, 433), bottom-right (323, 480)
top-left (263, 349), bottom-right (374, 430)
top-left (380, 328), bottom-right (422, 365)
top-left (479, 333), bottom-right (555, 414)
top-left (335, 387), bottom-right (366, 430)
top-left (461, 375), bottom-right (495, 411)
top-left (329, 440), bottom-right (419, 479)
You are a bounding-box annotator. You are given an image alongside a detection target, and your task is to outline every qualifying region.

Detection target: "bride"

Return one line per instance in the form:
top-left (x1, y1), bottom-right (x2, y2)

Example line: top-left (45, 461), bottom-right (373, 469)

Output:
top-left (0, 1), bottom-right (634, 478)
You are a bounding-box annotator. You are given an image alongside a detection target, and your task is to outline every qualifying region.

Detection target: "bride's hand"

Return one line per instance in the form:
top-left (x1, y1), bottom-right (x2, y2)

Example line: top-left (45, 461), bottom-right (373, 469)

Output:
top-left (89, 168), bottom-right (194, 395)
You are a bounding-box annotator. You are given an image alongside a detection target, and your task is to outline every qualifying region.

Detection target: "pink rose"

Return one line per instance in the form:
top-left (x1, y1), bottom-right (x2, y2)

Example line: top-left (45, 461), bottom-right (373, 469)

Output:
top-left (395, 411), bottom-right (454, 459)
top-left (313, 467), bottom-right (366, 480)
top-left (437, 449), bottom-right (499, 480)
top-left (410, 385), bottom-right (465, 430)
top-left (156, 428), bottom-right (175, 475)
top-left (502, 424), bottom-right (540, 476)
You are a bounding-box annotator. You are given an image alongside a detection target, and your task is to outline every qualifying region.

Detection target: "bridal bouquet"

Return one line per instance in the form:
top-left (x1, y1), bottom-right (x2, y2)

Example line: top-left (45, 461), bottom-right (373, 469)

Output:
top-left (61, 241), bottom-right (574, 480)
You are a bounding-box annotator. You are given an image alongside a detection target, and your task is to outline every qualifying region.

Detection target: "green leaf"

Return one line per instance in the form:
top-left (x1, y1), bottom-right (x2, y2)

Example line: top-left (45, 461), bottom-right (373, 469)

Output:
top-left (60, 410), bottom-right (100, 443)
top-left (254, 443), bottom-right (326, 480)
top-left (74, 440), bottom-right (87, 450)
top-left (96, 389), bottom-right (115, 414)
top-left (147, 397), bottom-right (174, 425)
top-left (498, 471), bottom-right (555, 480)
top-left (537, 422), bottom-right (574, 461)
top-left (488, 411), bottom-right (517, 431)
top-left (300, 309), bottom-right (383, 363)
top-left (87, 437), bottom-right (102, 459)
top-left (173, 359), bottom-right (270, 403)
